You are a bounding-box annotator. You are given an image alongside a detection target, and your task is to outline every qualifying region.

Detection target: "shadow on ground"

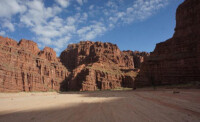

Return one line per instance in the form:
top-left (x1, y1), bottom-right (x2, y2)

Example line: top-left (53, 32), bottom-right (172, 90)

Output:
top-left (0, 90), bottom-right (200, 122)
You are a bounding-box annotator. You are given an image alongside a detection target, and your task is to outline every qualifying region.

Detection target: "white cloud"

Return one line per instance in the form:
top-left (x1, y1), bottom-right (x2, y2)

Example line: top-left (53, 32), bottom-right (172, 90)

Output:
top-left (53, 35), bottom-right (71, 55)
top-left (77, 26), bottom-right (91, 35)
top-left (0, 0), bottom-right (26, 18)
top-left (106, 1), bottom-right (117, 8)
top-left (76, 0), bottom-right (87, 6)
top-left (18, 0), bottom-right (71, 53)
top-left (77, 0), bottom-right (83, 5)
top-left (0, 0), bottom-right (169, 55)
top-left (104, 0), bottom-right (168, 26)
top-left (89, 5), bottom-right (94, 10)
top-left (38, 37), bottom-right (53, 45)
top-left (127, 7), bottom-right (133, 13)
top-left (67, 17), bottom-right (76, 25)
top-left (54, 36), bottom-right (71, 49)
top-left (55, 0), bottom-right (70, 8)
top-left (78, 22), bottom-right (107, 40)
top-left (0, 0), bottom-right (26, 32)
top-left (0, 31), bottom-right (5, 36)
top-left (2, 20), bottom-right (15, 32)
top-left (20, 0), bottom-right (62, 27)
top-left (122, 0), bottom-right (169, 23)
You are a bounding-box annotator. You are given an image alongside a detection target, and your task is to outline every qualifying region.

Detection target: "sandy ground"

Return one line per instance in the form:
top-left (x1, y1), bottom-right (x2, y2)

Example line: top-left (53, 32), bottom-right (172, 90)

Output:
top-left (0, 89), bottom-right (200, 122)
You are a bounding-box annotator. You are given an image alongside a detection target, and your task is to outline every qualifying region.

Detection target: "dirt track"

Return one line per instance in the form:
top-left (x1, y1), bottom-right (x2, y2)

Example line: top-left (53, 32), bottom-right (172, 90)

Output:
top-left (0, 89), bottom-right (200, 122)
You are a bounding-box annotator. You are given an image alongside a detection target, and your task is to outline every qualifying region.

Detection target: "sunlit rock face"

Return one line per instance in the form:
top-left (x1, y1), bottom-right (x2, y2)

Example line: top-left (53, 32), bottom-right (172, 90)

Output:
top-left (60, 41), bottom-right (148, 91)
top-left (136, 0), bottom-right (200, 87)
top-left (0, 36), bottom-right (69, 92)
top-left (60, 41), bottom-right (134, 71)
top-left (0, 36), bottom-right (148, 92)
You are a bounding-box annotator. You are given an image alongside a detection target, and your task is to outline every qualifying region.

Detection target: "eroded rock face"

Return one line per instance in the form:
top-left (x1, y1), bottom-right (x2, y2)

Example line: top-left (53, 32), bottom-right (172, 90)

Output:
top-left (123, 50), bottom-right (149, 69)
top-left (60, 41), bottom-right (146, 91)
top-left (0, 36), bottom-right (148, 92)
top-left (136, 0), bottom-right (200, 87)
top-left (60, 41), bottom-right (134, 71)
top-left (39, 47), bottom-right (58, 62)
top-left (0, 36), bottom-right (68, 92)
top-left (18, 39), bottom-right (40, 55)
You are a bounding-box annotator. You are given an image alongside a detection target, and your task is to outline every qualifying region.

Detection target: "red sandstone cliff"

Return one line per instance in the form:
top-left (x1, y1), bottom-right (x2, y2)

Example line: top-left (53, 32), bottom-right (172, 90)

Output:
top-left (60, 41), bottom-right (148, 91)
top-left (136, 0), bottom-right (200, 87)
top-left (0, 37), bottom-right (147, 92)
top-left (123, 50), bottom-right (149, 69)
top-left (0, 36), bottom-right (69, 92)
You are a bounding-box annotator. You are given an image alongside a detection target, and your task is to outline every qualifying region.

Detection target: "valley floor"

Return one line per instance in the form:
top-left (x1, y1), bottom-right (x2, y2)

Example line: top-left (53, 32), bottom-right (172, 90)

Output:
top-left (0, 88), bottom-right (200, 122)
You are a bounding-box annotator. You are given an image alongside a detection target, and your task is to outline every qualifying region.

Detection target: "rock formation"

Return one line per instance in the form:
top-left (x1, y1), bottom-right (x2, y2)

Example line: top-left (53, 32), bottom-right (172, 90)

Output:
top-left (0, 36), bottom-right (69, 92)
top-left (1, 0), bottom-right (195, 92)
top-left (136, 0), bottom-right (200, 87)
top-left (123, 50), bottom-right (149, 69)
top-left (60, 41), bottom-right (148, 91)
top-left (0, 37), bottom-right (148, 92)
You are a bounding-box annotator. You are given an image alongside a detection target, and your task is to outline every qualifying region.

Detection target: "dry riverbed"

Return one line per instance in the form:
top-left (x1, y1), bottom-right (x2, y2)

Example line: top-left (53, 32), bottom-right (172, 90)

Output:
top-left (0, 89), bottom-right (200, 122)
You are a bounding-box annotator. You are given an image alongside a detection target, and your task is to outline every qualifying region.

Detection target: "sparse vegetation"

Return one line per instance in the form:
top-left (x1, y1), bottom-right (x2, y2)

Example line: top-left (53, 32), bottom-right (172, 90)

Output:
top-left (111, 87), bottom-right (132, 91)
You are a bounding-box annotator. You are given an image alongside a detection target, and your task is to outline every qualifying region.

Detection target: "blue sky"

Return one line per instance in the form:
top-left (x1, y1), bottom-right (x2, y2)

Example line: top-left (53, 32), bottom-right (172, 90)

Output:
top-left (0, 0), bottom-right (184, 55)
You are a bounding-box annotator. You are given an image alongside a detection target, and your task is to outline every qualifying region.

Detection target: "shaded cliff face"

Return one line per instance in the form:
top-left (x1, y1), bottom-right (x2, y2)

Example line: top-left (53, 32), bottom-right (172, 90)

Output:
top-left (60, 41), bottom-right (148, 91)
top-left (136, 0), bottom-right (200, 87)
top-left (0, 36), bottom-right (69, 92)
top-left (123, 50), bottom-right (150, 69)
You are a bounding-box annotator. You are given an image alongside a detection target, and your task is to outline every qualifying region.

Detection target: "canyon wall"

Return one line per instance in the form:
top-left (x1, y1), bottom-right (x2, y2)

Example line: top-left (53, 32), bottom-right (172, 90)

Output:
top-left (123, 50), bottom-right (149, 69)
top-left (1, 0), bottom-right (196, 91)
top-left (136, 0), bottom-right (200, 87)
top-left (60, 41), bottom-right (148, 91)
top-left (0, 37), bottom-right (148, 92)
top-left (0, 37), bottom-right (69, 92)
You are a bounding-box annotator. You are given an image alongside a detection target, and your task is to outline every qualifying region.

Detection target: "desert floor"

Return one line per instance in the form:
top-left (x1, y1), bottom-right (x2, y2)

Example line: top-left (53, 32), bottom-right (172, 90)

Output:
top-left (0, 88), bottom-right (200, 122)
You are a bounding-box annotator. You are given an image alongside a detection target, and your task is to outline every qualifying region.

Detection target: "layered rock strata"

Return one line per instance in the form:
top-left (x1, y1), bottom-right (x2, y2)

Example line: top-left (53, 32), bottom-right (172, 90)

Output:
top-left (60, 41), bottom-right (146, 91)
top-left (136, 0), bottom-right (200, 87)
top-left (0, 37), bottom-right (148, 92)
top-left (123, 51), bottom-right (149, 69)
top-left (0, 36), bottom-right (68, 92)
